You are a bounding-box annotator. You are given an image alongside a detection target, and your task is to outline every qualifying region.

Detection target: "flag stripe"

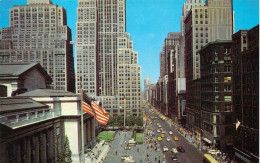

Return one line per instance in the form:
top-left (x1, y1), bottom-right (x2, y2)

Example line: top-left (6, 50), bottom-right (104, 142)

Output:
top-left (81, 91), bottom-right (109, 125)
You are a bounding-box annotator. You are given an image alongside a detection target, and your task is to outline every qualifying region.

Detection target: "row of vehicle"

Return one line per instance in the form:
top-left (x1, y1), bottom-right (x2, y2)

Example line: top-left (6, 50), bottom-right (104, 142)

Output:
top-left (162, 145), bottom-right (185, 153)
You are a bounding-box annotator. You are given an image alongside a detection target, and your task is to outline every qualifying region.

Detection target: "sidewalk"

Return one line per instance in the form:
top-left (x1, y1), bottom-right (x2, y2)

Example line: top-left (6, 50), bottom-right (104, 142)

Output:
top-left (85, 141), bottom-right (110, 163)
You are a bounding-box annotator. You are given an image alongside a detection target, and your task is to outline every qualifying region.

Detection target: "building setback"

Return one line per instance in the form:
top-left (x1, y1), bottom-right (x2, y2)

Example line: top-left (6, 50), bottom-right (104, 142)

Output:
top-left (199, 40), bottom-right (233, 150)
top-left (75, 0), bottom-right (141, 116)
top-left (0, 0), bottom-right (75, 92)
top-left (232, 25), bottom-right (259, 162)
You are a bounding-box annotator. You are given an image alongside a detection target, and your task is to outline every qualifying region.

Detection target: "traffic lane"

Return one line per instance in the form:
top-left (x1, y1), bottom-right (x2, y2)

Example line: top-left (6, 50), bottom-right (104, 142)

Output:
top-left (149, 118), bottom-right (180, 162)
top-left (152, 124), bottom-right (192, 163)
top-left (153, 114), bottom-right (204, 162)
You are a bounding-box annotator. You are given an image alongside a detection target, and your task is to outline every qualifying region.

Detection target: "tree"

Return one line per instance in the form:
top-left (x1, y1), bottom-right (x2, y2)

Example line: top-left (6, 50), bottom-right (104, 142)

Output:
top-left (57, 135), bottom-right (72, 163)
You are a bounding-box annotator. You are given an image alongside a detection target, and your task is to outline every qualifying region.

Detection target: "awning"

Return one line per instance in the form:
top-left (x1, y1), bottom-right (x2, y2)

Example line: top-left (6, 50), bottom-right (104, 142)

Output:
top-left (203, 138), bottom-right (212, 144)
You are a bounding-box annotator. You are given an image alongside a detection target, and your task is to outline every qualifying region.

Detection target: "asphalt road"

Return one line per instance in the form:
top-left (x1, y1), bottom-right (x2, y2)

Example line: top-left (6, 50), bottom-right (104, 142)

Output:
top-left (145, 108), bottom-right (204, 163)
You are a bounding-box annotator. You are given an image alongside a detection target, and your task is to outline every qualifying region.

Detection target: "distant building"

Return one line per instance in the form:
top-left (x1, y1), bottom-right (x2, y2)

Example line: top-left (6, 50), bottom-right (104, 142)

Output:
top-left (0, 63), bottom-right (52, 97)
top-left (144, 78), bottom-right (151, 90)
top-left (232, 25), bottom-right (259, 162)
top-left (0, 0), bottom-right (75, 92)
top-left (199, 40), bottom-right (233, 150)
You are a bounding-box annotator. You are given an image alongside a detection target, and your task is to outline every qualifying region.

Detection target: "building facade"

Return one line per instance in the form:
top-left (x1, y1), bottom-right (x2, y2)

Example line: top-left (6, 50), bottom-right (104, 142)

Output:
top-left (185, 0), bottom-right (233, 132)
top-left (0, 0), bottom-right (75, 92)
top-left (75, 0), bottom-right (141, 116)
top-left (232, 25), bottom-right (259, 163)
top-left (200, 40), bottom-right (233, 150)
top-left (17, 89), bottom-right (96, 162)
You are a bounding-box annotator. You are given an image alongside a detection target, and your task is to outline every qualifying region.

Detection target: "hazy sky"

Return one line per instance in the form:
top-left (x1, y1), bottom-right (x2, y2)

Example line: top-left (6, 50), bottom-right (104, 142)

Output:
top-left (0, 0), bottom-right (259, 88)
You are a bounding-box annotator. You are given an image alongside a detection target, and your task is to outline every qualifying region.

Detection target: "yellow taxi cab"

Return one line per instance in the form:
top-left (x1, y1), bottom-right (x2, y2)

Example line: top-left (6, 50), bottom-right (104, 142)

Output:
top-left (174, 136), bottom-right (179, 141)
top-left (158, 136), bottom-right (162, 141)
top-left (161, 134), bottom-right (165, 138)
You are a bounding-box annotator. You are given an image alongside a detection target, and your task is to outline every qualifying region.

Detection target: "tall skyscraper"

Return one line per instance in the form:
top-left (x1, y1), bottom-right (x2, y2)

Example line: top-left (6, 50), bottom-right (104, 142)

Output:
top-left (75, 0), bottom-right (141, 116)
top-left (0, 0), bottom-right (75, 92)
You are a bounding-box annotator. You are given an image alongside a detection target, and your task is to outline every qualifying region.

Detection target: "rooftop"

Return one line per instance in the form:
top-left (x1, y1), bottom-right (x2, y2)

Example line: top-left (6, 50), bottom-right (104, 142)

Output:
top-left (0, 97), bottom-right (47, 114)
top-left (17, 89), bottom-right (77, 97)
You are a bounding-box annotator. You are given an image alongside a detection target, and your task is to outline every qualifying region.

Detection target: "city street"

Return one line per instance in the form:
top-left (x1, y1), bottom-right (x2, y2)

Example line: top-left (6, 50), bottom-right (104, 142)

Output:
top-left (145, 107), bottom-right (204, 163)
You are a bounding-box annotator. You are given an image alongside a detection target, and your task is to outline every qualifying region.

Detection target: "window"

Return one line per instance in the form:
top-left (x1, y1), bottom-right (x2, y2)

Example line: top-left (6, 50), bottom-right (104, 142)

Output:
top-left (215, 95), bottom-right (219, 101)
top-left (224, 76), bottom-right (231, 82)
top-left (224, 105), bottom-right (232, 112)
top-left (224, 85), bottom-right (231, 92)
top-left (0, 85), bottom-right (7, 97)
top-left (224, 96), bottom-right (232, 102)
top-left (214, 77), bottom-right (219, 82)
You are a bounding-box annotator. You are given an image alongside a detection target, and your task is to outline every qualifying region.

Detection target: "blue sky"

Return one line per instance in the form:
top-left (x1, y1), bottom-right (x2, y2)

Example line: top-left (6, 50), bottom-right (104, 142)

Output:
top-left (0, 0), bottom-right (259, 87)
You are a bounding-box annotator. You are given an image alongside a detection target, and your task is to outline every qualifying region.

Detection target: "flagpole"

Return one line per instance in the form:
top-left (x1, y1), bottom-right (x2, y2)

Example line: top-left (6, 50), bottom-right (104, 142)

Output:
top-left (124, 95), bottom-right (126, 128)
top-left (81, 87), bottom-right (85, 162)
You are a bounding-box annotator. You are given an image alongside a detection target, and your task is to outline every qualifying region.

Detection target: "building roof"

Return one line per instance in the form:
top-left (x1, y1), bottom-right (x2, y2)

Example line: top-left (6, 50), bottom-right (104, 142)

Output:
top-left (17, 89), bottom-right (77, 97)
top-left (199, 39), bottom-right (232, 53)
top-left (0, 98), bottom-right (48, 114)
top-left (0, 63), bottom-right (52, 82)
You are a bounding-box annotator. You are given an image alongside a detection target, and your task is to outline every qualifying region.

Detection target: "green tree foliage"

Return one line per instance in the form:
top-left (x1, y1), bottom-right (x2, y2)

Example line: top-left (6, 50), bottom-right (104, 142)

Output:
top-left (57, 135), bottom-right (72, 163)
top-left (107, 115), bottom-right (143, 127)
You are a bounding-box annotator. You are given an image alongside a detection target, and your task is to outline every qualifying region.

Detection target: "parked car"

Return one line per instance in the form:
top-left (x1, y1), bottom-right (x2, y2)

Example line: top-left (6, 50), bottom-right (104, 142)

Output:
top-left (157, 129), bottom-right (161, 133)
top-left (158, 136), bottom-right (162, 141)
top-left (166, 137), bottom-right (171, 142)
top-left (124, 146), bottom-right (131, 150)
top-left (174, 136), bottom-right (179, 141)
top-left (169, 131), bottom-right (173, 135)
top-left (163, 146), bottom-right (169, 152)
top-left (208, 149), bottom-right (221, 155)
top-left (161, 134), bottom-right (165, 138)
top-left (162, 130), bottom-right (166, 134)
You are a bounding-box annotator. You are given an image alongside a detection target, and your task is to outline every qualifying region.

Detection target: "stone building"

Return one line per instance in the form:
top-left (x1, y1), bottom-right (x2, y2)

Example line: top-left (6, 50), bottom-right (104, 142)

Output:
top-left (199, 40), bottom-right (233, 150)
top-left (0, 63), bottom-right (52, 97)
top-left (0, 89), bottom-right (96, 163)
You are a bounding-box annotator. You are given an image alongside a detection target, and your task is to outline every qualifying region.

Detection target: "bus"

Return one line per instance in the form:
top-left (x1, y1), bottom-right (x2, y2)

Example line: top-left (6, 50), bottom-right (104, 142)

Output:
top-left (203, 154), bottom-right (219, 163)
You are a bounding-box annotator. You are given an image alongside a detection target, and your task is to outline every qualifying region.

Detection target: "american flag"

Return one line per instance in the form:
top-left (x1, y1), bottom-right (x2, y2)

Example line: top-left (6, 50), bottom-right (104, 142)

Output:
top-left (82, 91), bottom-right (109, 125)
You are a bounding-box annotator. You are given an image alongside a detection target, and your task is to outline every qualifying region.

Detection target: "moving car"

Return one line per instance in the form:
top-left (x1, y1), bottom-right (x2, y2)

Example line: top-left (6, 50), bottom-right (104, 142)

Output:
top-left (163, 146), bottom-right (169, 152)
top-left (174, 136), bottom-right (179, 141)
top-left (157, 129), bottom-right (161, 133)
top-left (177, 146), bottom-right (185, 153)
top-left (158, 136), bottom-right (162, 141)
top-left (166, 137), bottom-right (171, 142)
top-left (162, 130), bottom-right (166, 134)
top-left (171, 154), bottom-right (178, 161)
top-left (161, 134), bottom-right (165, 138)
top-left (171, 148), bottom-right (178, 154)
top-left (169, 131), bottom-right (173, 135)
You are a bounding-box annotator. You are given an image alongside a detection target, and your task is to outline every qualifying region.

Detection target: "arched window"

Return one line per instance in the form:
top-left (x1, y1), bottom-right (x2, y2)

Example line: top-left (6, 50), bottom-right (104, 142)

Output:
top-left (0, 85), bottom-right (7, 97)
